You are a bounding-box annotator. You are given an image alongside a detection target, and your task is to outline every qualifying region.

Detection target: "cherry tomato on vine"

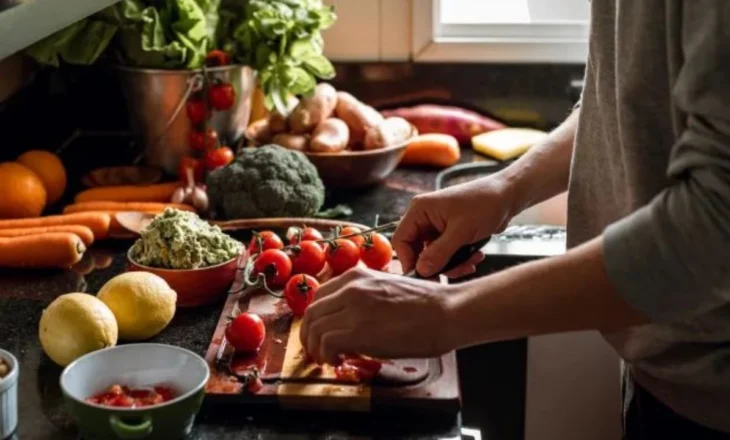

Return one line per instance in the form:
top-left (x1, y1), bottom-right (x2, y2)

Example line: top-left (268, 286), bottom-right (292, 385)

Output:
top-left (209, 82), bottom-right (236, 111)
top-left (248, 231), bottom-right (284, 255)
top-left (284, 274), bottom-right (320, 317)
top-left (225, 312), bottom-right (265, 352)
top-left (205, 49), bottom-right (231, 67)
top-left (253, 249), bottom-right (292, 288)
top-left (287, 226), bottom-right (324, 245)
top-left (204, 146), bottom-right (234, 170)
top-left (289, 240), bottom-right (326, 276)
top-left (178, 156), bottom-right (204, 183)
top-left (339, 226), bottom-right (365, 246)
top-left (359, 233), bottom-right (393, 270)
top-left (326, 239), bottom-right (360, 275)
top-left (189, 128), bottom-right (218, 151)
top-left (185, 99), bottom-right (208, 124)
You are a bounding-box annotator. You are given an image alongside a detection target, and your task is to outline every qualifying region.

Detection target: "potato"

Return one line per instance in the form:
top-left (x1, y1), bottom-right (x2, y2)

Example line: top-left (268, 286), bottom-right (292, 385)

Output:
top-left (273, 133), bottom-right (310, 152)
top-left (288, 83), bottom-right (338, 134)
top-left (310, 118), bottom-right (350, 153)
top-left (246, 118), bottom-right (273, 144)
top-left (364, 117), bottom-right (414, 150)
top-left (269, 96), bottom-right (300, 134)
top-left (335, 92), bottom-right (384, 145)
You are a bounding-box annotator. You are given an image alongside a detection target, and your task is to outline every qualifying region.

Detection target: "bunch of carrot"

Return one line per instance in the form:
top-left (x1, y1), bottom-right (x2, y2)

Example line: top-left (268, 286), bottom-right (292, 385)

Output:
top-left (0, 182), bottom-right (194, 269)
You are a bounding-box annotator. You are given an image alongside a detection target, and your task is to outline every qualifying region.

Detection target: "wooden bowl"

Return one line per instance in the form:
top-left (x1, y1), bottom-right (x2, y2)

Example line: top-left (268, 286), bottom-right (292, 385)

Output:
top-left (304, 127), bottom-right (417, 188)
top-left (245, 126), bottom-right (418, 188)
top-left (127, 251), bottom-right (240, 308)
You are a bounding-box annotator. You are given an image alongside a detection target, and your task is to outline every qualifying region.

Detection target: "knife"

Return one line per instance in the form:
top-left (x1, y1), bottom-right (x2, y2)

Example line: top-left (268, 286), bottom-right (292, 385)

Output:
top-left (403, 236), bottom-right (491, 279)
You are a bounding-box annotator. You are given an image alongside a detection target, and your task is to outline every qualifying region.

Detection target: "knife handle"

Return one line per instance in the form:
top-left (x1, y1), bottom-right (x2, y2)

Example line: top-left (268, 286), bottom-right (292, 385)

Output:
top-left (407, 236), bottom-right (491, 278)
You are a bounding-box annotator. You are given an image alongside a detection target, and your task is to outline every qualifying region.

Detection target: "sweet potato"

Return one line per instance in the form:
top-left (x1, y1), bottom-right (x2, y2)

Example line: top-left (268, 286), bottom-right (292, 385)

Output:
top-left (364, 117), bottom-right (414, 150)
top-left (335, 92), bottom-right (384, 146)
top-left (400, 134), bottom-right (461, 168)
top-left (309, 118), bottom-right (350, 153)
top-left (0, 212), bottom-right (111, 240)
top-left (74, 182), bottom-right (181, 203)
top-left (0, 233), bottom-right (86, 268)
top-left (273, 133), bottom-right (310, 152)
top-left (246, 118), bottom-right (273, 144)
top-left (288, 83), bottom-right (338, 134)
top-left (380, 104), bottom-right (505, 143)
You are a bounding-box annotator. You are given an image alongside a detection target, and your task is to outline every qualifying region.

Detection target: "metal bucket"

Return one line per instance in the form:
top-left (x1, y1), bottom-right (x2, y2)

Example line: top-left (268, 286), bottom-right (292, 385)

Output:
top-left (117, 65), bottom-right (255, 175)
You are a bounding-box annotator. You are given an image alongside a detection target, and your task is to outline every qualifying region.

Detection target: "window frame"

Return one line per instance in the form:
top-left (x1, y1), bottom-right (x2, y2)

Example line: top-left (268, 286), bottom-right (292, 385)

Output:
top-left (412, 0), bottom-right (590, 63)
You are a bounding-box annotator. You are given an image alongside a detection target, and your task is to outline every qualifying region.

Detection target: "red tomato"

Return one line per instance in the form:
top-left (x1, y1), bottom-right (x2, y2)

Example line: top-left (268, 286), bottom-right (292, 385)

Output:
top-left (359, 233), bottom-right (393, 270)
top-left (284, 274), bottom-right (319, 316)
top-left (225, 312), bottom-right (266, 353)
top-left (289, 241), bottom-right (326, 277)
top-left (209, 82), bottom-right (236, 111)
top-left (326, 239), bottom-right (360, 275)
top-left (189, 128), bottom-right (218, 151)
top-left (287, 226), bottom-right (324, 245)
top-left (204, 146), bottom-right (234, 170)
top-left (248, 231), bottom-right (284, 255)
top-left (334, 356), bottom-right (382, 383)
top-left (253, 249), bottom-right (292, 288)
top-left (178, 156), bottom-right (204, 183)
top-left (205, 50), bottom-right (231, 67)
top-left (185, 99), bottom-right (208, 124)
top-left (339, 226), bottom-right (365, 246)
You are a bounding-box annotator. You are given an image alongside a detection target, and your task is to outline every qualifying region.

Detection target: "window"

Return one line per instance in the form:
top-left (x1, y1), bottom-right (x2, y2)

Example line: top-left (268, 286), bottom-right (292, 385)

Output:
top-left (413, 0), bottom-right (590, 63)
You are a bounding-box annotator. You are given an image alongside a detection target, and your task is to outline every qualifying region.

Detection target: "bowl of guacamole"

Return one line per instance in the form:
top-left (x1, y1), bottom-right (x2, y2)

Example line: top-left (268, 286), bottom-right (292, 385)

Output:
top-left (127, 208), bottom-right (243, 307)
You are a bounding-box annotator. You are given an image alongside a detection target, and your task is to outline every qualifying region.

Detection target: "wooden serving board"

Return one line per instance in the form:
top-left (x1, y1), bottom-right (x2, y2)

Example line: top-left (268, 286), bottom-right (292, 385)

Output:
top-left (204, 260), bottom-right (461, 414)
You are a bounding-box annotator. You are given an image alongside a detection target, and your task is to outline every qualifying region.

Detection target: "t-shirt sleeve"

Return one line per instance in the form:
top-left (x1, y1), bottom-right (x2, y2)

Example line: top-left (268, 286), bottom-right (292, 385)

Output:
top-left (603, 1), bottom-right (730, 322)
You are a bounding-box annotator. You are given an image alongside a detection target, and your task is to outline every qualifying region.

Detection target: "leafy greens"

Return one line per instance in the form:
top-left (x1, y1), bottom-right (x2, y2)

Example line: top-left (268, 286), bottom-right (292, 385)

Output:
top-left (25, 0), bottom-right (336, 109)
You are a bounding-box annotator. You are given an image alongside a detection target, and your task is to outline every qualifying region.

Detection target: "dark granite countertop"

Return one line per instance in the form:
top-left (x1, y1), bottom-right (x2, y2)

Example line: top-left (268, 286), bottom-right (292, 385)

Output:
top-left (0, 135), bottom-right (529, 440)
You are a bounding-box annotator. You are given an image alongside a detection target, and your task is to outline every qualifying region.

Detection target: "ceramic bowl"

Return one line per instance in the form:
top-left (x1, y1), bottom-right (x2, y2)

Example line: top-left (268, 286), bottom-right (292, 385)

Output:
top-left (127, 250), bottom-right (240, 308)
top-left (60, 344), bottom-right (209, 440)
top-left (0, 348), bottom-right (18, 440)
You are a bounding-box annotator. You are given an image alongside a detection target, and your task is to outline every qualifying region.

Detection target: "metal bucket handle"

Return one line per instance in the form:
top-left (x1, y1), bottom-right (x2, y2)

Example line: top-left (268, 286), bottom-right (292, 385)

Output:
top-left (153, 73), bottom-right (205, 149)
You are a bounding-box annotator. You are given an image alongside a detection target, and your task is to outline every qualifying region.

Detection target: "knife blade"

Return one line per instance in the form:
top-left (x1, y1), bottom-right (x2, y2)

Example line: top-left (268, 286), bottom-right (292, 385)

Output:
top-left (403, 236), bottom-right (491, 279)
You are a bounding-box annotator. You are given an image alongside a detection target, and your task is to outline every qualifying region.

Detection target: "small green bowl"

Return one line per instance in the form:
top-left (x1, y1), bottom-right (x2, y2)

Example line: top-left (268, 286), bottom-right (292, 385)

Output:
top-left (60, 344), bottom-right (209, 440)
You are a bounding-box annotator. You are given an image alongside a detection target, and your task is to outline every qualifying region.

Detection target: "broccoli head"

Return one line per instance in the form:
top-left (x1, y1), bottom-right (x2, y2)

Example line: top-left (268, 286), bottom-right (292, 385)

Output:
top-left (206, 144), bottom-right (325, 219)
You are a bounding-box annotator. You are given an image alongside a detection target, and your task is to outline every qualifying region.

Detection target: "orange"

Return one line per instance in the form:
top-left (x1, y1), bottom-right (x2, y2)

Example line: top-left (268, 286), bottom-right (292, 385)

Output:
top-left (0, 162), bottom-right (47, 218)
top-left (17, 150), bottom-right (67, 204)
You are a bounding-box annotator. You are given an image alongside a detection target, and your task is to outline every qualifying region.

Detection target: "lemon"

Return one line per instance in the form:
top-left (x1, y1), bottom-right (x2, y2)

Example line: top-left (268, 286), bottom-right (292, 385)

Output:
top-left (39, 293), bottom-right (118, 367)
top-left (97, 272), bottom-right (177, 341)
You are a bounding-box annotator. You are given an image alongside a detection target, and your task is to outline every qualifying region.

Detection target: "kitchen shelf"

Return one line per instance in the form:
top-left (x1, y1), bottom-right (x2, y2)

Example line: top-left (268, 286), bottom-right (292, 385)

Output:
top-left (0, 0), bottom-right (119, 61)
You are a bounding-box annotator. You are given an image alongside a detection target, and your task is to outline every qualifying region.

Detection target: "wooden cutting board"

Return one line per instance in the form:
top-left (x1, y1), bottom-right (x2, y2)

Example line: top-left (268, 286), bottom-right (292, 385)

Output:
top-left (204, 260), bottom-right (460, 414)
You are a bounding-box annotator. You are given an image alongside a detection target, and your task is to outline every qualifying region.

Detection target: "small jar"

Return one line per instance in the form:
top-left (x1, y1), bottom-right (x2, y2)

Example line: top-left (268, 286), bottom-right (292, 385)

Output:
top-left (0, 348), bottom-right (18, 440)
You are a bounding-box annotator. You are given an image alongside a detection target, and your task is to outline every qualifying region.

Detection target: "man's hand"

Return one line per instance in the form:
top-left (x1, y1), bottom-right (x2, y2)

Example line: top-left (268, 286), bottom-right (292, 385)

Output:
top-left (393, 177), bottom-right (514, 278)
top-left (299, 267), bottom-right (456, 364)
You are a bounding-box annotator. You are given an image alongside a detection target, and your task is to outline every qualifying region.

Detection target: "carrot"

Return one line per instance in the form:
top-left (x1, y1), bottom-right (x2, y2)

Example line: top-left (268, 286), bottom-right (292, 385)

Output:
top-left (0, 233), bottom-right (86, 268)
top-left (0, 213), bottom-right (111, 240)
top-left (63, 202), bottom-right (195, 215)
top-left (400, 134), bottom-right (461, 168)
top-left (0, 225), bottom-right (95, 246)
top-left (74, 182), bottom-right (181, 203)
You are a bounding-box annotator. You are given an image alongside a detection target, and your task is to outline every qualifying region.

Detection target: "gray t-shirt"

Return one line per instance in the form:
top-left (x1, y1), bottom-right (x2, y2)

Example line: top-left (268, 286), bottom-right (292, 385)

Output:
top-left (568, 0), bottom-right (730, 432)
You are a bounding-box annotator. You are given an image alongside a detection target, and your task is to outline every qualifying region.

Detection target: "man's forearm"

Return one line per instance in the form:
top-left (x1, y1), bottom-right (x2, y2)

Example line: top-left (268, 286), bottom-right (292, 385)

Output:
top-left (496, 109), bottom-right (580, 217)
top-left (446, 236), bottom-right (649, 348)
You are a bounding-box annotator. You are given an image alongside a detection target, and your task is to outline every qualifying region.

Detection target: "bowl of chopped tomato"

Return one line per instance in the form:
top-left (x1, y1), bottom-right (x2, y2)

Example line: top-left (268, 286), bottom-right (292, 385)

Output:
top-left (60, 343), bottom-right (209, 440)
